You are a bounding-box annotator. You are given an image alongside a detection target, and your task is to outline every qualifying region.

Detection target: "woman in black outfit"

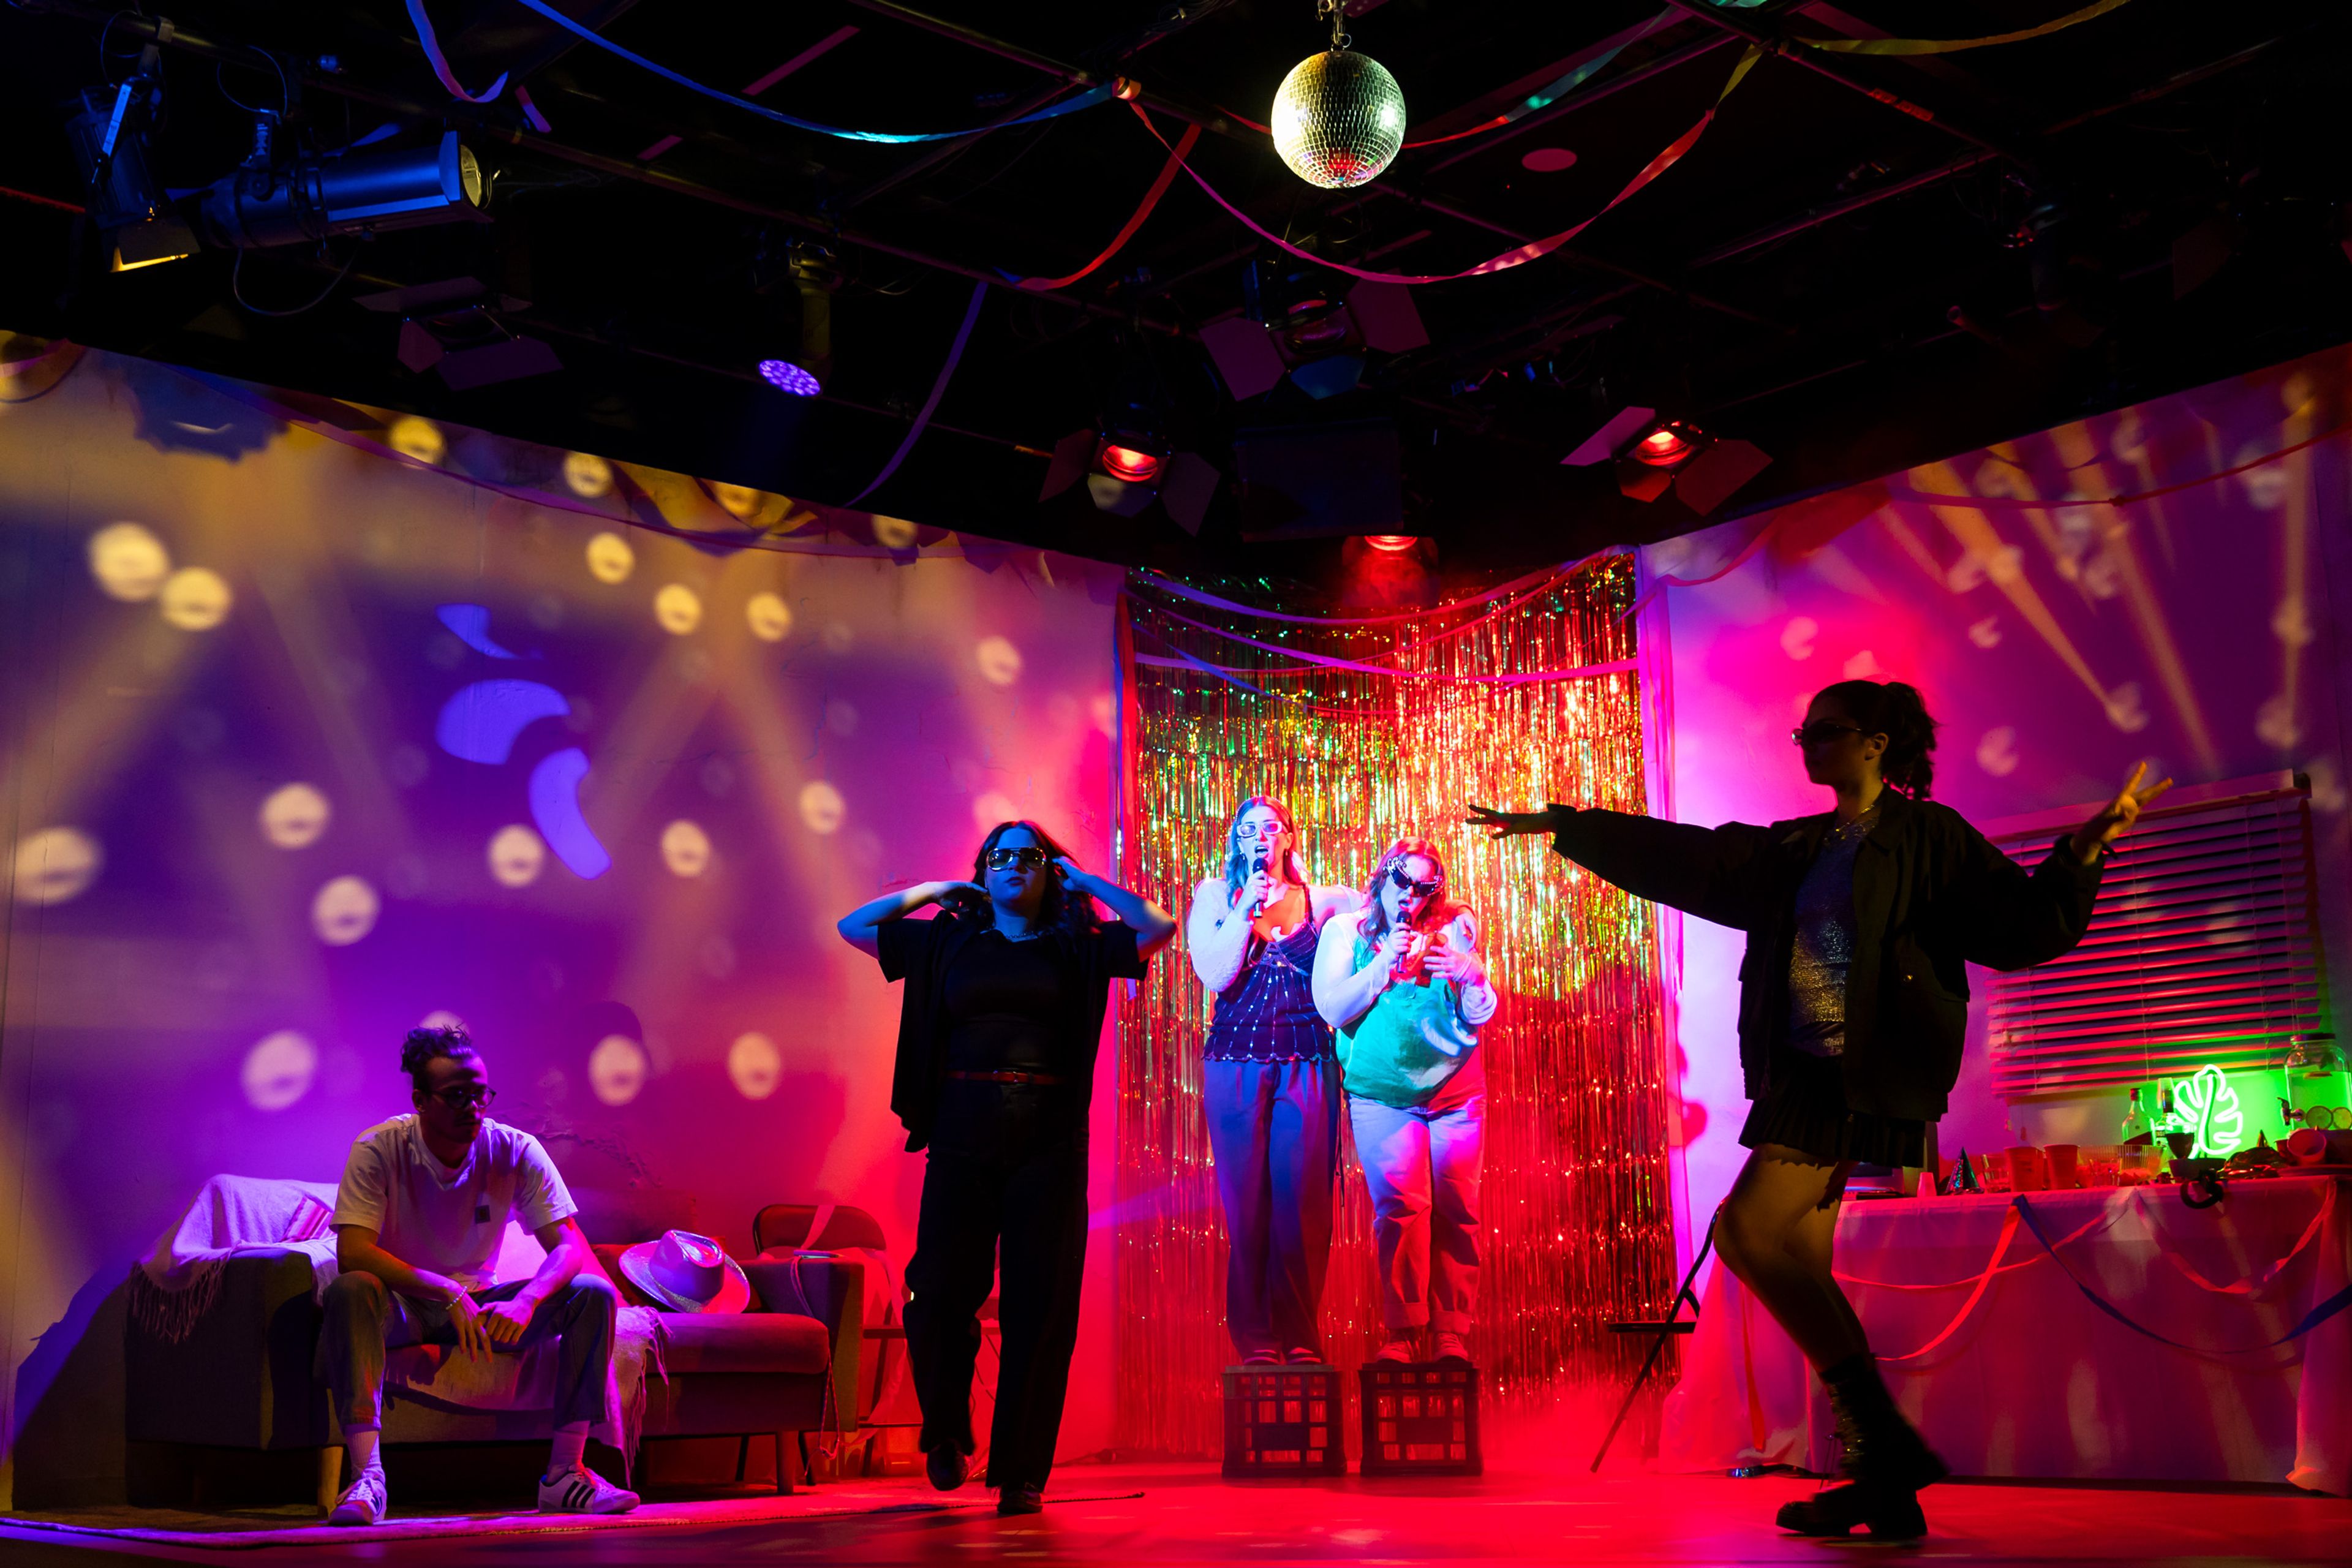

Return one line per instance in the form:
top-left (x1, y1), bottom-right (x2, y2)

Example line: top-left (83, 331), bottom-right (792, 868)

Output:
top-left (838, 821), bottom-right (1175, 1517)
top-left (1471, 680), bottom-right (2166, 1542)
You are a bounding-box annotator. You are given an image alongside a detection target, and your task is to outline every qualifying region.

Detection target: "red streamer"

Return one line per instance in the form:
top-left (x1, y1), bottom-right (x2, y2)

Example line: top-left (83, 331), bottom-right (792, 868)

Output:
top-left (1126, 42), bottom-right (1761, 287)
top-left (1016, 124), bottom-right (1199, 292)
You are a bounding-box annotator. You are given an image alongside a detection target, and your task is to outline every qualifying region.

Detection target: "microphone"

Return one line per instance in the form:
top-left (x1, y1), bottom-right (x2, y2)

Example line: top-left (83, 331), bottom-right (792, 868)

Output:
top-left (1248, 850), bottom-right (1269, 916)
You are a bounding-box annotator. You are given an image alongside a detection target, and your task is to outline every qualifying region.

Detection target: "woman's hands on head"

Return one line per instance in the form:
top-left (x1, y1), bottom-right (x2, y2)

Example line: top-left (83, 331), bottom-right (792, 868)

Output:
top-left (1466, 804), bottom-right (1565, 839)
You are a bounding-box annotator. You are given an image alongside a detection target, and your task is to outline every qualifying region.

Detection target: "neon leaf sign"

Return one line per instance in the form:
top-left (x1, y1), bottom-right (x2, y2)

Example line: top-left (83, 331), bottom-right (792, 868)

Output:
top-left (2166, 1065), bottom-right (2247, 1159)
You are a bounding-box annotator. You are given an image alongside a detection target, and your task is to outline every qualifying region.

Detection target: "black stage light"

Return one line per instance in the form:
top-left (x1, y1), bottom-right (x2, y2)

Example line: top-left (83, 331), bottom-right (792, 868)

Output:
top-left (1200, 260), bottom-right (1427, 401)
top-left (1039, 428), bottom-right (1220, 533)
top-left (62, 69), bottom-right (197, 271)
top-left (1562, 406), bottom-right (1770, 514)
top-left (195, 130), bottom-right (488, 250)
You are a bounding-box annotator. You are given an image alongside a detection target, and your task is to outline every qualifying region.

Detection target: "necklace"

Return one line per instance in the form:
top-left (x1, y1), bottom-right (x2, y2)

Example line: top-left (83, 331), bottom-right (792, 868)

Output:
top-left (994, 924), bottom-right (1048, 943)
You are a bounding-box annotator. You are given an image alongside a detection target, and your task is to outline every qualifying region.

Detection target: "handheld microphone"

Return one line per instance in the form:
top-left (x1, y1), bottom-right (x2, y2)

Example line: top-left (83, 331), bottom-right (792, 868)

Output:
top-left (1248, 849), bottom-right (1270, 914)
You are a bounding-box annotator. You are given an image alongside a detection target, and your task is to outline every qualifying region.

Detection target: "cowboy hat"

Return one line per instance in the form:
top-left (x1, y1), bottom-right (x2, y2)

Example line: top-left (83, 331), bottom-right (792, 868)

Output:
top-left (616, 1229), bottom-right (751, 1314)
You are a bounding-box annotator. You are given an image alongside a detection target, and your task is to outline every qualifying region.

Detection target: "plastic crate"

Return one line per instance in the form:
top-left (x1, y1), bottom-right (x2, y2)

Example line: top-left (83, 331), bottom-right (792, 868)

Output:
top-left (1358, 1362), bottom-right (1481, 1476)
top-left (1221, 1365), bottom-right (1347, 1477)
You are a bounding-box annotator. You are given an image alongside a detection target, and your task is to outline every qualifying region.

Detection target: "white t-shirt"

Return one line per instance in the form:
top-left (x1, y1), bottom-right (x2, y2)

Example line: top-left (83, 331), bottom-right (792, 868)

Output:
top-left (333, 1115), bottom-right (577, 1289)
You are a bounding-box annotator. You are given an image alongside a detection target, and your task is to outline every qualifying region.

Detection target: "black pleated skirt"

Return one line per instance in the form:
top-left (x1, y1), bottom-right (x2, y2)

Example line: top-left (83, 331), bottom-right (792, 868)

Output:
top-left (1739, 1049), bottom-right (1927, 1167)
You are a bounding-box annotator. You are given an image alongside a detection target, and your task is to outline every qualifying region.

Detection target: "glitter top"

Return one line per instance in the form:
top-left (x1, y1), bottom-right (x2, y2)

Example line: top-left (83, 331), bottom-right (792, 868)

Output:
top-left (1787, 808), bottom-right (1879, 1058)
top-left (1204, 921), bottom-right (1335, 1063)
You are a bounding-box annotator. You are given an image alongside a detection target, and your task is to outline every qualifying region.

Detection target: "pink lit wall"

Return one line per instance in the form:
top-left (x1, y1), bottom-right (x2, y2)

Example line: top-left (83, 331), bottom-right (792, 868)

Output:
top-left (0, 344), bottom-right (1123, 1504)
top-left (1640, 344), bottom-right (2352, 1264)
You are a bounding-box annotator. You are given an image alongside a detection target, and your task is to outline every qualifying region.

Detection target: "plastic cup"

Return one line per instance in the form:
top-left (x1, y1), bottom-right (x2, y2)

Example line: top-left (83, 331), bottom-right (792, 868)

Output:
top-left (2007, 1145), bottom-right (2048, 1191)
top-left (2045, 1144), bottom-right (2079, 1189)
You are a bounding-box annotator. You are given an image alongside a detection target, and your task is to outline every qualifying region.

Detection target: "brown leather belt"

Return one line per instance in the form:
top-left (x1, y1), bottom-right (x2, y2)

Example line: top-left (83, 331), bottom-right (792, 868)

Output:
top-left (946, 1069), bottom-right (1068, 1086)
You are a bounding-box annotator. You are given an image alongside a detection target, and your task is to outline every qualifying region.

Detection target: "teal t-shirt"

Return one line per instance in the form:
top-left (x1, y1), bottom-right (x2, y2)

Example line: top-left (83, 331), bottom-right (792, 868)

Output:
top-left (1335, 932), bottom-right (1480, 1109)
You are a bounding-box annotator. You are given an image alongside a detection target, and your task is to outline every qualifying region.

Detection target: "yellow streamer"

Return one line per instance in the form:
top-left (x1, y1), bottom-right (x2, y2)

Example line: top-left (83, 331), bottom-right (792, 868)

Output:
top-left (1800, 0), bottom-right (2133, 56)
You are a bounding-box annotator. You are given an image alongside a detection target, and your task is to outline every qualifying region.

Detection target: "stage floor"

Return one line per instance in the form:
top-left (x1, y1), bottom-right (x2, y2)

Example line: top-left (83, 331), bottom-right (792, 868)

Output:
top-left (4, 1461), bottom-right (2343, 1564)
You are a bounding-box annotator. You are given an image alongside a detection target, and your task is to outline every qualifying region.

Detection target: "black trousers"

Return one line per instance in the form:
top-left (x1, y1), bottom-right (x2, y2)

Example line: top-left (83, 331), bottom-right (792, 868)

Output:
top-left (903, 1136), bottom-right (1088, 1491)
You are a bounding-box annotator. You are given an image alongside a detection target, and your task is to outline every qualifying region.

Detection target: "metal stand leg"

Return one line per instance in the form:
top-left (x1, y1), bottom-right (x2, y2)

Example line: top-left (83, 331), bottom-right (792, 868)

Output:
top-left (1590, 1213), bottom-right (1717, 1474)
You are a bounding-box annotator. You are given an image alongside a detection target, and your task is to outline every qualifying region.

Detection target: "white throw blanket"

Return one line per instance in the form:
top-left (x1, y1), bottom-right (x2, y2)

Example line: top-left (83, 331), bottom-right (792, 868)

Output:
top-left (130, 1174), bottom-right (341, 1343)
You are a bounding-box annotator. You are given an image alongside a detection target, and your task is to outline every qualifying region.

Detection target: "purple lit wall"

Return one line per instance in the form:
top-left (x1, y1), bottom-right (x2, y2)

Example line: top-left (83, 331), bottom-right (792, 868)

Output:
top-left (1640, 344), bottom-right (2352, 1267)
top-left (0, 344), bottom-right (1121, 1502)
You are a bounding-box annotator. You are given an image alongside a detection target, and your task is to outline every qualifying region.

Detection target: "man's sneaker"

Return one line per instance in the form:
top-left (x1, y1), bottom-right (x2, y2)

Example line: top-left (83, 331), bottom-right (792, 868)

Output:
top-left (537, 1466), bottom-right (640, 1515)
top-left (327, 1466), bottom-right (387, 1527)
top-left (1374, 1336), bottom-right (1417, 1363)
top-left (1432, 1330), bottom-right (1471, 1363)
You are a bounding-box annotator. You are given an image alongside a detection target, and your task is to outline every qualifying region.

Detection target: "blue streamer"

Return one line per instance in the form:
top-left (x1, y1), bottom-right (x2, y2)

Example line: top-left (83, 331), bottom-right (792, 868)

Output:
top-left (2012, 1194), bottom-right (2352, 1354)
top-left (844, 279), bottom-right (989, 507)
top-left (505, 0), bottom-right (1114, 143)
top-left (1129, 621), bottom-right (1270, 698)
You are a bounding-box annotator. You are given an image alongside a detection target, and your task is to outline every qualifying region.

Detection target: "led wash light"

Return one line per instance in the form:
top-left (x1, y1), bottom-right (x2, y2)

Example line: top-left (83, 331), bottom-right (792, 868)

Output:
top-left (758, 359), bottom-right (822, 396)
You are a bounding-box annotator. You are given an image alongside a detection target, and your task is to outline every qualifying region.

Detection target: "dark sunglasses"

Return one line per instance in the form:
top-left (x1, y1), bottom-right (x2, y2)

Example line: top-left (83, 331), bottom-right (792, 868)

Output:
top-left (1387, 866), bottom-right (1441, 899)
top-left (1791, 721), bottom-right (1866, 747)
top-left (984, 846), bottom-right (1049, 872)
top-left (427, 1084), bottom-right (497, 1110)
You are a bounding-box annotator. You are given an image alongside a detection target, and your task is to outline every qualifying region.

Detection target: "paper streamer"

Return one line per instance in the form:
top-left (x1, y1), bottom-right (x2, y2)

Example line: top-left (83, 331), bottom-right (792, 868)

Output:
top-left (1133, 556), bottom-right (1589, 627)
top-left (1129, 43), bottom-right (1762, 287)
top-left (408, 0), bottom-right (509, 103)
top-left (506, 0), bottom-right (1114, 144)
top-left (2013, 1193), bottom-right (2352, 1355)
top-left (1401, 7), bottom-right (1679, 147)
top-left (1875, 1205), bottom-right (2024, 1363)
top-left (1886, 415), bottom-right (2352, 509)
top-left (1798, 0), bottom-right (2136, 56)
top-left (843, 280), bottom-right (989, 508)
top-left (1015, 124), bottom-right (1200, 291)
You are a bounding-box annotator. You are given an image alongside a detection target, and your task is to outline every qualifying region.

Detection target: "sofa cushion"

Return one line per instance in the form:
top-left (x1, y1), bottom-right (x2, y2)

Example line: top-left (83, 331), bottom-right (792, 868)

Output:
top-left (655, 1312), bottom-right (831, 1376)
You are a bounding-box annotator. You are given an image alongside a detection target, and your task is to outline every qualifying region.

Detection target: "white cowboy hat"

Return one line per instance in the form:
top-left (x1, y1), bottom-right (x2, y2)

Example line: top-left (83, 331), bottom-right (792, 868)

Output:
top-left (616, 1229), bottom-right (751, 1314)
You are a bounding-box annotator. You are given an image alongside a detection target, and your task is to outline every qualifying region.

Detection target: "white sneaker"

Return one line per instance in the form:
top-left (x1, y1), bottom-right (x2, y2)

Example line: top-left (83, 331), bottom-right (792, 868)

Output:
top-left (1432, 1330), bottom-right (1471, 1363)
top-left (537, 1466), bottom-right (640, 1515)
top-left (1374, 1336), bottom-right (1417, 1363)
top-left (328, 1465), bottom-right (386, 1527)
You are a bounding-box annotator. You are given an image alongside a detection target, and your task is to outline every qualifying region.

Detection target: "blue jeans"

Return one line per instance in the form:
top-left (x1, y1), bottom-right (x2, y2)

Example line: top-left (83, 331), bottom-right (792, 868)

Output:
top-left (1204, 1057), bottom-right (1340, 1359)
top-left (1348, 1074), bottom-right (1484, 1333)
top-left (315, 1270), bottom-right (616, 1433)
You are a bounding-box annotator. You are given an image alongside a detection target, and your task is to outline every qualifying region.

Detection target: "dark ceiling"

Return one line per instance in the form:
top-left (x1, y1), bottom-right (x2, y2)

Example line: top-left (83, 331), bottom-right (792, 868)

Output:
top-left (4, 0), bottom-right (2350, 594)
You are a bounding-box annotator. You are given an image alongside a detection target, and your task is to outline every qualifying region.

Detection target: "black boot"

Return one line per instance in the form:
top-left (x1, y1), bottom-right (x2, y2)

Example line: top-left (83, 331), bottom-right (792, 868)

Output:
top-left (925, 1445), bottom-right (968, 1492)
top-left (1776, 1482), bottom-right (1928, 1542)
top-left (997, 1482), bottom-right (1044, 1517)
top-left (1819, 1354), bottom-right (1947, 1490)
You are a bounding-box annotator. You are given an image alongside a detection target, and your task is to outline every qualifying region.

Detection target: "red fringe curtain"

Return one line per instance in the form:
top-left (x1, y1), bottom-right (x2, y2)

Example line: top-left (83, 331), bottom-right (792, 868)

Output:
top-left (1112, 557), bottom-right (1678, 1455)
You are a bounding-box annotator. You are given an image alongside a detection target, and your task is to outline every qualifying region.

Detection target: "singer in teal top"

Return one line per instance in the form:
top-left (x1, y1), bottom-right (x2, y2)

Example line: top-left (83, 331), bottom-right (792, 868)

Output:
top-left (1311, 837), bottom-right (1496, 1365)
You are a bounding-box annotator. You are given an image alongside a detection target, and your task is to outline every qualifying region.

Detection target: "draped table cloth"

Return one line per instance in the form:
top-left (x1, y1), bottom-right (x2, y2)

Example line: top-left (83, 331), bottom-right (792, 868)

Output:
top-left (1657, 1174), bottom-right (2352, 1492)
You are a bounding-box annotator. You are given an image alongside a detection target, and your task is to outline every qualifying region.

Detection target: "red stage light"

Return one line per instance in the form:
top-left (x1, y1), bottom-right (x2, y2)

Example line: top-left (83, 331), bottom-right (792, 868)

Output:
top-left (1100, 443), bottom-right (1164, 484)
top-left (1365, 535), bottom-right (1418, 552)
top-left (1632, 424), bottom-right (1699, 467)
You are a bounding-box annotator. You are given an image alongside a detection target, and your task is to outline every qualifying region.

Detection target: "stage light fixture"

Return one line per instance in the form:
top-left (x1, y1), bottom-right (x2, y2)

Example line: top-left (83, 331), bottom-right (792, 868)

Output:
top-left (194, 131), bottom-right (488, 251)
top-left (1365, 534), bottom-right (1419, 552)
top-left (1099, 440), bottom-right (1165, 484)
top-left (1041, 428), bottom-right (1219, 533)
top-left (1202, 263), bottom-right (1427, 402)
top-left (758, 358), bottom-right (822, 396)
top-left (1272, 1), bottom-right (1407, 189)
top-left (63, 73), bottom-right (196, 272)
top-left (1562, 405), bottom-right (1771, 515)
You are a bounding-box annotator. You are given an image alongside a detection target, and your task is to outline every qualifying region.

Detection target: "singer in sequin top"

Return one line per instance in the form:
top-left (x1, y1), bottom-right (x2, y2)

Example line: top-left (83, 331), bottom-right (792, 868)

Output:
top-left (1185, 796), bottom-right (1362, 1365)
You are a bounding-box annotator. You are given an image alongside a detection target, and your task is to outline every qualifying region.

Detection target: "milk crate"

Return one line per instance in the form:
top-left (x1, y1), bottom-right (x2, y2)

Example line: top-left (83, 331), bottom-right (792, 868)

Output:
top-left (1358, 1362), bottom-right (1481, 1476)
top-left (1221, 1365), bottom-right (1347, 1477)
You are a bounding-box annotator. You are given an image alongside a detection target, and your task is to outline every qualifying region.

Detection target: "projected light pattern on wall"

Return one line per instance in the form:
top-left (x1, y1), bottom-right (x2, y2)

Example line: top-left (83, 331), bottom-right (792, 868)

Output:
top-left (0, 342), bottom-right (1123, 1496)
top-left (1643, 344), bottom-right (2352, 1231)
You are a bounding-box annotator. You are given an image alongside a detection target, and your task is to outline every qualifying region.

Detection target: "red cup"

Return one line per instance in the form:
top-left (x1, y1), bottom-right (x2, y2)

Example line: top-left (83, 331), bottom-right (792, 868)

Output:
top-left (2007, 1145), bottom-right (2049, 1191)
top-left (2045, 1144), bottom-right (2079, 1189)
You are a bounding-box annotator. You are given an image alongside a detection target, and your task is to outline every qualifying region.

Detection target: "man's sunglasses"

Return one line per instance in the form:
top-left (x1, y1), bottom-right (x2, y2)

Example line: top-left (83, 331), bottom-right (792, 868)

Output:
top-left (984, 846), bottom-right (1050, 872)
top-left (427, 1085), bottom-right (497, 1110)
top-left (1388, 866), bottom-right (1441, 899)
top-left (1791, 721), bottom-right (1865, 747)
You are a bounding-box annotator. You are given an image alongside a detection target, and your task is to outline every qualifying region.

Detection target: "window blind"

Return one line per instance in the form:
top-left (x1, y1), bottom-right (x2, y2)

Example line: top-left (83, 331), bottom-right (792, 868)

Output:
top-left (1981, 773), bottom-right (2321, 1099)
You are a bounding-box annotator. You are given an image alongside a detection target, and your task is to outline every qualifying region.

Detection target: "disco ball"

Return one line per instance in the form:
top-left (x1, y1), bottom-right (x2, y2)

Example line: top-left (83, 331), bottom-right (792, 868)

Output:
top-left (1271, 50), bottom-right (1406, 189)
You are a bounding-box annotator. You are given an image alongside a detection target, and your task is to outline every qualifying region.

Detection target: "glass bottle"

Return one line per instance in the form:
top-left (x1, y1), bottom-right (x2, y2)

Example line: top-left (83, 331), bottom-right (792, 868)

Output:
top-left (2119, 1086), bottom-right (2150, 1145)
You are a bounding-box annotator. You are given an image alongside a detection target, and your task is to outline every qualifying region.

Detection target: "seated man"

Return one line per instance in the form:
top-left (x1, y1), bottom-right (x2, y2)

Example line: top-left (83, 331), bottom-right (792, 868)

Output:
top-left (318, 1023), bottom-right (638, 1526)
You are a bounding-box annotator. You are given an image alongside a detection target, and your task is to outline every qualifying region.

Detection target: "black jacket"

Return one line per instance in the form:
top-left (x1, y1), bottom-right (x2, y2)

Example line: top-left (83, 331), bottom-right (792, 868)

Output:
top-left (876, 912), bottom-right (1149, 1153)
top-left (1548, 791), bottom-right (2103, 1121)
